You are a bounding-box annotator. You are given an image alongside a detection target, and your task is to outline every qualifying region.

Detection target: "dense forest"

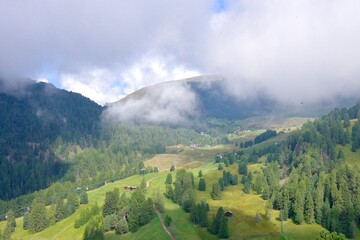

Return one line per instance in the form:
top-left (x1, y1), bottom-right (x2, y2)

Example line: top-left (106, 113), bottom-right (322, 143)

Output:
top-left (0, 80), bottom-right (229, 201)
top-left (232, 102), bottom-right (360, 238)
top-left (0, 80), bottom-right (102, 200)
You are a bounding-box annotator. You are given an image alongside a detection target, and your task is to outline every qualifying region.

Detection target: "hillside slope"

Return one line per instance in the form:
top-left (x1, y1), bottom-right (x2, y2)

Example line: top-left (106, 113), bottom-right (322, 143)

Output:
top-left (0, 79), bottom-right (103, 199)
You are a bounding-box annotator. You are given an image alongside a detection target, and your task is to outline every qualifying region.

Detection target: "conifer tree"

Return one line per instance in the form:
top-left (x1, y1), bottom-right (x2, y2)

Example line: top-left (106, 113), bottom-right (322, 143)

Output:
top-left (80, 191), bottom-right (89, 204)
top-left (198, 170), bottom-right (203, 177)
top-left (170, 164), bottom-right (175, 171)
top-left (116, 218), bottom-right (129, 235)
top-left (304, 191), bottom-right (314, 224)
top-left (55, 197), bottom-right (65, 221)
top-left (6, 209), bottom-right (15, 232)
top-left (165, 173), bottom-right (173, 184)
top-left (23, 211), bottom-right (29, 230)
top-left (218, 215), bottom-right (229, 238)
top-left (211, 183), bottom-right (222, 200)
top-left (102, 189), bottom-right (119, 217)
top-left (29, 197), bottom-right (48, 233)
top-left (198, 178), bottom-right (206, 191)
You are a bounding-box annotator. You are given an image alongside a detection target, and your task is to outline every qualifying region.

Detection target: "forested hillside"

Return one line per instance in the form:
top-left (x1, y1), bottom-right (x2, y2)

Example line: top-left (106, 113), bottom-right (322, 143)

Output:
top-left (239, 101), bottom-right (360, 238)
top-left (0, 79), bottom-right (102, 199)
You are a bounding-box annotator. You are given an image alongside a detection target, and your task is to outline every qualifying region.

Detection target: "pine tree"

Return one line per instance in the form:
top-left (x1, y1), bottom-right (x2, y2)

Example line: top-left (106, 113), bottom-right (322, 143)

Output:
top-left (140, 178), bottom-right (147, 193)
top-left (198, 178), bottom-right (206, 191)
top-left (170, 164), bottom-right (175, 171)
top-left (29, 197), bottom-right (48, 233)
top-left (47, 204), bottom-right (57, 226)
top-left (293, 189), bottom-right (304, 224)
top-left (65, 191), bottom-right (79, 217)
top-left (6, 209), bottom-right (16, 233)
top-left (55, 197), bottom-right (65, 221)
top-left (80, 191), bottom-right (89, 204)
top-left (83, 216), bottom-right (104, 240)
top-left (165, 215), bottom-right (172, 227)
top-left (165, 184), bottom-right (175, 202)
top-left (218, 215), bottom-right (230, 238)
top-left (339, 199), bottom-right (355, 238)
top-left (23, 211), bottom-right (30, 230)
top-left (200, 205), bottom-right (209, 228)
top-left (315, 230), bottom-right (346, 240)
top-left (115, 217), bottom-right (129, 235)
top-left (102, 189), bottom-right (119, 217)
top-left (211, 183), bottom-right (222, 200)
top-left (209, 207), bottom-right (224, 235)
top-left (165, 173), bottom-right (173, 184)
top-left (198, 170), bottom-right (203, 177)
top-left (304, 191), bottom-right (314, 224)
top-left (218, 177), bottom-right (225, 191)
top-left (152, 188), bottom-right (165, 212)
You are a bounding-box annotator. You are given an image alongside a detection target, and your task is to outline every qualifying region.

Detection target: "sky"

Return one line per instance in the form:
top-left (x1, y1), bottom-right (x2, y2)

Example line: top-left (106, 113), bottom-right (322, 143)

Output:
top-left (1, 0), bottom-right (360, 106)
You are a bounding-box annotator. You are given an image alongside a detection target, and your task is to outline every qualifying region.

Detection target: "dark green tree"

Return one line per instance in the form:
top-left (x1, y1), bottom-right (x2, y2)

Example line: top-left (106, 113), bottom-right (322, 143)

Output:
top-left (80, 191), bottom-right (89, 204)
top-left (6, 209), bottom-right (16, 232)
top-left (165, 215), bottom-right (172, 227)
top-left (29, 197), bottom-right (48, 233)
top-left (209, 207), bottom-right (225, 235)
top-left (198, 170), bottom-right (203, 177)
top-left (218, 215), bottom-right (230, 238)
top-left (304, 191), bottom-right (314, 224)
top-left (165, 173), bottom-right (173, 184)
top-left (198, 178), bottom-right (206, 191)
top-left (102, 189), bottom-right (119, 217)
top-left (23, 211), bottom-right (30, 230)
top-left (211, 183), bottom-right (222, 200)
top-left (83, 216), bottom-right (104, 240)
top-left (115, 218), bottom-right (129, 235)
top-left (55, 197), bottom-right (65, 221)
top-left (170, 164), bottom-right (175, 171)
top-left (315, 230), bottom-right (346, 240)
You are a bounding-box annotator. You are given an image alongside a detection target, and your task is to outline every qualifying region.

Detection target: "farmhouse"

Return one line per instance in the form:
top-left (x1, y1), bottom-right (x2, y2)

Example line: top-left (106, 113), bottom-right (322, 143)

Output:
top-left (224, 211), bottom-right (233, 217)
top-left (124, 186), bottom-right (137, 190)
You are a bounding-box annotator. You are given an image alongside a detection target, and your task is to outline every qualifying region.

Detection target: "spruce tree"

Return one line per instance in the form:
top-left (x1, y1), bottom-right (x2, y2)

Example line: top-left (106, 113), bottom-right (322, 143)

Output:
top-left (23, 211), bottom-right (30, 230)
top-left (29, 197), bottom-right (48, 233)
top-left (170, 164), bottom-right (175, 171)
top-left (211, 183), bottom-right (222, 200)
top-left (6, 209), bottom-right (16, 232)
top-left (80, 191), bottom-right (89, 204)
top-left (198, 178), bottom-right (206, 191)
top-left (218, 215), bottom-right (229, 238)
top-left (198, 170), bottom-right (203, 177)
top-left (304, 191), bottom-right (314, 224)
top-left (55, 197), bottom-right (65, 221)
top-left (165, 173), bottom-right (173, 184)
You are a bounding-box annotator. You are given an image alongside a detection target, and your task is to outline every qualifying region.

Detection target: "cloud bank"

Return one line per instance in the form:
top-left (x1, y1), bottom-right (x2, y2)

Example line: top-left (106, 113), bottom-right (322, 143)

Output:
top-left (103, 81), bottom-right (199, 125)
top-left (1, 0), bottom-right (360, 108)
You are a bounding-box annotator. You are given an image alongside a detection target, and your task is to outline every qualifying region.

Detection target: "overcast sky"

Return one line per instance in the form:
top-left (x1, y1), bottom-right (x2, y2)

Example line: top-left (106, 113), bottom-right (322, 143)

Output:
top-left (1, 0), bottom-right (360, 105)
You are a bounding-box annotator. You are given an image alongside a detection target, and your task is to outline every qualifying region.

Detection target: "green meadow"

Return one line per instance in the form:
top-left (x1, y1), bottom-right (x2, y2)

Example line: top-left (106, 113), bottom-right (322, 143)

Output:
top-left (1, 145), bottom-right (350, 240)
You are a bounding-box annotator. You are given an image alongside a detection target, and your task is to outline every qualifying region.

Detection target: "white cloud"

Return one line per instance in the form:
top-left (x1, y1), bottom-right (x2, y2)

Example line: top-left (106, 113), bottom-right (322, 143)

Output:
top-left (120, 55), bottom-right (200, 96)
top-left (103, 81), bottom-right (199, 125)
top-left (60, 69), bottom-right (123, 105)
top-left (36, 77), bottom-right (49, 83)
top-left (1, 0), bottom-right (360, 108)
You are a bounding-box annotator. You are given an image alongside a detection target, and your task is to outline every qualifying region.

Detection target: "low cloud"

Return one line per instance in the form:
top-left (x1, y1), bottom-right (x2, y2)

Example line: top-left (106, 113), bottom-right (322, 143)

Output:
top-left (1, 0), bottom-right (360, 118)
top-left (102, 81), bottom-right (199, 125)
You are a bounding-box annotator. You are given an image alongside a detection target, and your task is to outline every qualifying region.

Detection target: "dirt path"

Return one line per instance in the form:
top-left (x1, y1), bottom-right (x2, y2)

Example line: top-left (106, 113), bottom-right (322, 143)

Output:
top-left (146, 176), bottom-right (162, 187)
top-left (155, 209), bottom-right (176, 240)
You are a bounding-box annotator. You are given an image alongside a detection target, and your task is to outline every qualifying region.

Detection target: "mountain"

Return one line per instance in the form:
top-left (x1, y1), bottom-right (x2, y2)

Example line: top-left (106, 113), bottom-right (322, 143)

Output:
top-left (0, 79), bottom-right (102, 199)
top-left (103, 75), bottom-right (278, 125)
top-left (104, 75), bottom-right (358, 125)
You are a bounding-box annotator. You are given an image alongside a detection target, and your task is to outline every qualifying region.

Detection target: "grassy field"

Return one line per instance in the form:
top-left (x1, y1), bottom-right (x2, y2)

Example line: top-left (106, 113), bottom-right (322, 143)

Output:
top-left (341, 143), bottom-right (360, 168)
top-left (0, 144), bottom-right (341, 240)
top-left (145, 145), bottom-right (235, 171)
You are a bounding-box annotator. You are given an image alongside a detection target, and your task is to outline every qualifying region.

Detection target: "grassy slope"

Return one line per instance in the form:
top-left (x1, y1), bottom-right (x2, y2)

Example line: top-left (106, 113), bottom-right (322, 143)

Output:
top-left (2, 144), bottom-right (351, 240)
